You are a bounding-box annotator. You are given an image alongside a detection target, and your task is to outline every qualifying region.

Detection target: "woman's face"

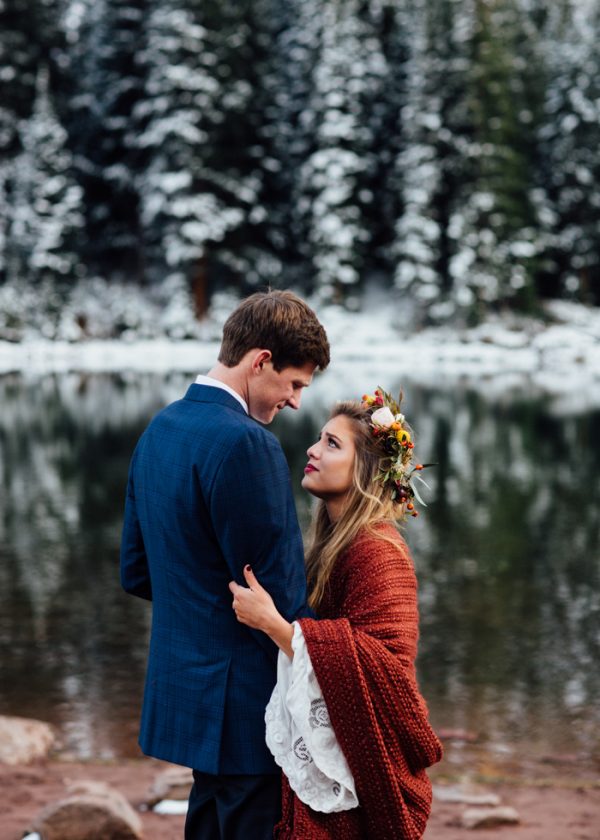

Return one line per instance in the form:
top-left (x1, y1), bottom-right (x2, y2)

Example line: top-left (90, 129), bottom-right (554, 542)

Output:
top-left (301, 414), bottom-right (356, 504)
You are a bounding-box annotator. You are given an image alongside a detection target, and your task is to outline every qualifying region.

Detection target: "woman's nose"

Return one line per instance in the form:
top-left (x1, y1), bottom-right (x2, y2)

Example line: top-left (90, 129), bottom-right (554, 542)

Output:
top-left (307, 441), bottom-right (319, 459)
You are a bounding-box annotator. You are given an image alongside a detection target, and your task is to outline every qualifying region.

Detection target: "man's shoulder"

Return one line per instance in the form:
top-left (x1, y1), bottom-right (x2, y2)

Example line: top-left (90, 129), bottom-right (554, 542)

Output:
top-left (221, 414), bottom-right (284, 457)
top-left (168, 396), bottom-right (283, 452)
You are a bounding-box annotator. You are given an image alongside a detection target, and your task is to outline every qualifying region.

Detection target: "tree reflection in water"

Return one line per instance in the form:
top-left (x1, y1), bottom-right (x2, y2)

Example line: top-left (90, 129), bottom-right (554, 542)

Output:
top-left (0, 372), bottom-right (598, 763)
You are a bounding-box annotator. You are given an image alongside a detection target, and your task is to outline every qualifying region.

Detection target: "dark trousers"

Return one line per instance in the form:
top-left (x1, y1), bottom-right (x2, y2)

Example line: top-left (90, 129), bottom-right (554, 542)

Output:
top-left (185, 770), bottom-right (281, 840)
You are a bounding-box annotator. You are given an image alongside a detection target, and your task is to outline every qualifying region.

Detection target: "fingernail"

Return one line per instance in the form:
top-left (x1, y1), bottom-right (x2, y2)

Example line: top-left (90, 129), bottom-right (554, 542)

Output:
top-left (245, 565), bottom-right (252, 572)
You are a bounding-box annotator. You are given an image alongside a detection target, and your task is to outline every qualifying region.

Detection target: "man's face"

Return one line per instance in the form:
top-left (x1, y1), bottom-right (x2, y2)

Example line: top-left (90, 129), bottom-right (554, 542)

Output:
top-left (248, 361), bottom-right (315, 424)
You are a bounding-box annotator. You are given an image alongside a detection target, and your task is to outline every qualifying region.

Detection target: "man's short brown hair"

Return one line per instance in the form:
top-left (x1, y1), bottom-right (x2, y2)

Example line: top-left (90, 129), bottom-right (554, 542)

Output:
top-left (218, 290), bottom-right (330, 372)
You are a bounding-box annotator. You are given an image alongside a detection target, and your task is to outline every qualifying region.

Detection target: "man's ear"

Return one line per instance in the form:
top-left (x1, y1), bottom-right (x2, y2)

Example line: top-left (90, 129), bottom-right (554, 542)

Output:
top-left (251, 349), bottom-right (272, 373)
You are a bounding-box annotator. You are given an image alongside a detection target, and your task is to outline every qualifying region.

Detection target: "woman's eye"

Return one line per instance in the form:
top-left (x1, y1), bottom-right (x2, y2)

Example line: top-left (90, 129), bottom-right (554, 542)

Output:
top-left (327, 437), bottom-right (338, 448)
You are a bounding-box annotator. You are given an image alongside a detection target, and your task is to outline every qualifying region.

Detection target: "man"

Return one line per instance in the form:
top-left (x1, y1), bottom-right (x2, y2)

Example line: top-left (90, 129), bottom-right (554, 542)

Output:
top-left (120, 290), bottom-right (330, 839)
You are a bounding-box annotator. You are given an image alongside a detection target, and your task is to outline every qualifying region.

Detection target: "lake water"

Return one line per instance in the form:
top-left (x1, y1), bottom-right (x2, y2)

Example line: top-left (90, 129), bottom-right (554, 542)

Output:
top-left (0, 371), bottom-right (598, 774)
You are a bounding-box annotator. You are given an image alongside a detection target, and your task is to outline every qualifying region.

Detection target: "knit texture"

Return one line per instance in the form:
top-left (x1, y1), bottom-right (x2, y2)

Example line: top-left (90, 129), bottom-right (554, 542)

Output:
top-left (274, 523), bottom-right (442, 839)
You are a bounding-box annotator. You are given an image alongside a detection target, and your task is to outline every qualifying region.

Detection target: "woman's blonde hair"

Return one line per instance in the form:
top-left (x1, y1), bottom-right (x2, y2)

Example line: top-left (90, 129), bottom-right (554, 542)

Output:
top-left (305, 400), bottom-right (404, 610)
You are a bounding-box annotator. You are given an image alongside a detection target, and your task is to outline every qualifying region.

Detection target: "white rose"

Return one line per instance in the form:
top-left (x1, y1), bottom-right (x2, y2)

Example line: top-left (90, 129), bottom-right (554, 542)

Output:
top-left (371, 406), bottom-right (395, 427)
top-left (395, 413), bottom-right (405, 423)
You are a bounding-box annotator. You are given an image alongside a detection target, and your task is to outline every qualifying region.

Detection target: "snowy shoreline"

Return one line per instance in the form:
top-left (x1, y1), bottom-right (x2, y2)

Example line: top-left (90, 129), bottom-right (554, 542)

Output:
top-left (1, 300), bottom-right (599, 412)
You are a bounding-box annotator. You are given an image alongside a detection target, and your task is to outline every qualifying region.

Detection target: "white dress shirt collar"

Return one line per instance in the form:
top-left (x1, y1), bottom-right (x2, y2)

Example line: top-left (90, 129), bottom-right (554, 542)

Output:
top-left (195, 374), bottom-right (248, 414)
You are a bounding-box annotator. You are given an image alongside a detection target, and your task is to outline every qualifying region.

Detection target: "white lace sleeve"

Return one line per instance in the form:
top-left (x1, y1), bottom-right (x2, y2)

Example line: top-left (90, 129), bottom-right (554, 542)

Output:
top-left (265, 622), bottom-right (359, 813)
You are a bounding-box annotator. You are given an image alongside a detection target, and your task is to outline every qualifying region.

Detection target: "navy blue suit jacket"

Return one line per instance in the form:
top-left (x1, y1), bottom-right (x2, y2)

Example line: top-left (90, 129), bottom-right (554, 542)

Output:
top-left (120, 384), bottom-right (308, 774)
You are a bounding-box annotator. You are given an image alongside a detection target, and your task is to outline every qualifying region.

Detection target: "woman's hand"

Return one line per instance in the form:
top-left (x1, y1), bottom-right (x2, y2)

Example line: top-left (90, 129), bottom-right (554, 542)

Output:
top-left (229, 566), bottom-right (294, 658)
top-left (229, 565), bottom-right (277, 631)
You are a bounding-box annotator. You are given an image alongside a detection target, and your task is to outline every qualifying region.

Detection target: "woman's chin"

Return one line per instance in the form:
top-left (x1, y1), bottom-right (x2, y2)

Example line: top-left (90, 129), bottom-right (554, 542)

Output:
top-left (301, 475), bottom-right (321, 497)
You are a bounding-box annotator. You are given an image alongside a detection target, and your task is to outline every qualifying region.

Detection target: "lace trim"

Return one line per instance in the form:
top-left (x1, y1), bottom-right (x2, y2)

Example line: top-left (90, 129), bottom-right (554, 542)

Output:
top-left (265, 622), bottom-right (359, 813)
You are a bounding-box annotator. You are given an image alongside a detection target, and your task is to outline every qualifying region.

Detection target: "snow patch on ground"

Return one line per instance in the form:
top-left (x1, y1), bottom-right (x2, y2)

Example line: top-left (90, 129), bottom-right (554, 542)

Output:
top-left (152, 799), bottom-right (189, 815)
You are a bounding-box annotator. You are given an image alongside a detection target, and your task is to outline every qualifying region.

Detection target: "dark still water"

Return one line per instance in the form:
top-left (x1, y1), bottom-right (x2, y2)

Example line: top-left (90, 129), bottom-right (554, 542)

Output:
top-left (0, 372), bottom-right (598, 770)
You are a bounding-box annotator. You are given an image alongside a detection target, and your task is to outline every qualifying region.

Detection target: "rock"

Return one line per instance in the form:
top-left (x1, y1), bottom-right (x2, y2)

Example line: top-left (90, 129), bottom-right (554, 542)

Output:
top-left (0, 715), bottom-right (56, 765)
top-left (433, 785), bottom-right (501, 806)
top-left (146, 765), bottom-right (193, 805)
top-left (461, 806), bottom-right (521, 830)
top-left (30, 780), bottom-right (143, 840)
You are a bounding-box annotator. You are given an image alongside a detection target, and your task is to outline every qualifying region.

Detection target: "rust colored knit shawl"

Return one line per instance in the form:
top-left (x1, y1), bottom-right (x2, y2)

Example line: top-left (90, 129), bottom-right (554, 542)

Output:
top-left (274, 523), bottom-right (442, 839)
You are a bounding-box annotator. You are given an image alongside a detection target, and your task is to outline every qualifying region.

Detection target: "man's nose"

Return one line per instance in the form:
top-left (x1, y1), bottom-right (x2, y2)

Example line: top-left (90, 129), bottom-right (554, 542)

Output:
top-left (287, 394), bottom-right (300, 410)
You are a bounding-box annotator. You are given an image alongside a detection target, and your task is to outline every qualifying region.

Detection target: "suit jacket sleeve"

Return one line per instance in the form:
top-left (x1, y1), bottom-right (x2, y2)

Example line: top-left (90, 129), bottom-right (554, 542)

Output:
top-left (210, 425), bottom-right (308, 629)
top-left (120, 452), bottom-right (152, 601)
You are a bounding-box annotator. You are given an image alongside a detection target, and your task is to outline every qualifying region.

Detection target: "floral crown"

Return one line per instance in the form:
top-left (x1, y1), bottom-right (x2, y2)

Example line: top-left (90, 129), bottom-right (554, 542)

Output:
top-left (361, 387), bottom-right (433, 518)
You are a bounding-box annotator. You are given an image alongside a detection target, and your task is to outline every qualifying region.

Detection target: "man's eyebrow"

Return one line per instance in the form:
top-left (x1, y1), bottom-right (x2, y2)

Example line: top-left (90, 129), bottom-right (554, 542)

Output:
top-left (295, 379), bottom-right (312, 387)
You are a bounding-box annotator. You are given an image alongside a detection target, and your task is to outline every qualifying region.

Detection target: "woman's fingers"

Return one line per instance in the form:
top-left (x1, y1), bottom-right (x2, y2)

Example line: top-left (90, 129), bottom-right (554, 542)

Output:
top-left (228, 579), bottom-right (253, 622)
top-left (242, 564), bottom-right (261, 590)
top-left (229, 568), bottom-right (273, 629)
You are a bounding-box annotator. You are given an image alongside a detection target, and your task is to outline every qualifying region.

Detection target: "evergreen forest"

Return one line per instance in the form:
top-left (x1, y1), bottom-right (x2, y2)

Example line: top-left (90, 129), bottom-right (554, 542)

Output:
top-left (1, 0), bottom-right (599, 329)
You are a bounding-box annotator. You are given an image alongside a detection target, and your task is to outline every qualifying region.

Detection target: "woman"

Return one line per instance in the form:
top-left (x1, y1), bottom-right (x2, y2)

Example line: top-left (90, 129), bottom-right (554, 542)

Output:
top-left (229, 390), bottom-right (442, 839)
